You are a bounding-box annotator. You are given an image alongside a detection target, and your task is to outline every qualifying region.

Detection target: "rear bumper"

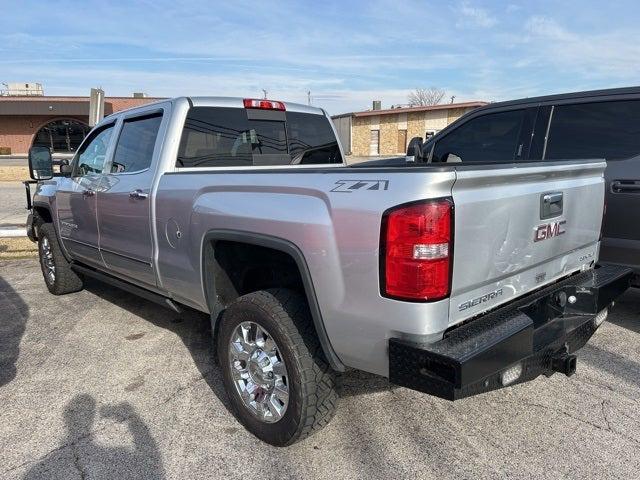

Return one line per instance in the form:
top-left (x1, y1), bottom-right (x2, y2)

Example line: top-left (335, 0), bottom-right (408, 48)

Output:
top-left (389, 264), bottom-right (632, 400)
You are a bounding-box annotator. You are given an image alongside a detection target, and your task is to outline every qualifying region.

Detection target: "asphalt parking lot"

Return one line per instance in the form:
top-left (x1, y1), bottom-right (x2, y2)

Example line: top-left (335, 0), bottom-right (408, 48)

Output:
top-left (1, 258), bottom-right (639, 479)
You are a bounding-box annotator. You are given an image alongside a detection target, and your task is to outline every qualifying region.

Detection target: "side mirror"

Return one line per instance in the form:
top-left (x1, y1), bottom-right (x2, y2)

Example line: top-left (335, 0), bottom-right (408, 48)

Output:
top-left (28, 146), bottom-right (53, 180)
top-left (406, 137), bottom-right (424, 162)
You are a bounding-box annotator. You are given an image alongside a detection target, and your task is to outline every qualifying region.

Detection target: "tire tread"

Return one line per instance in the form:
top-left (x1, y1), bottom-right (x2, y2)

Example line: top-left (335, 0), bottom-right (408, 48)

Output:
top-left (220, 288), bottom-right (338, 445)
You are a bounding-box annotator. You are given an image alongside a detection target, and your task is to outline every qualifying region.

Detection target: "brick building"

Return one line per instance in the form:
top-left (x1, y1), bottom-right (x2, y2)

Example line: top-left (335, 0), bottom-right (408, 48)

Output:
top-left (333, 101), bottom-right (487, 156)
top-left (0, 95), bottom-right (164, 155)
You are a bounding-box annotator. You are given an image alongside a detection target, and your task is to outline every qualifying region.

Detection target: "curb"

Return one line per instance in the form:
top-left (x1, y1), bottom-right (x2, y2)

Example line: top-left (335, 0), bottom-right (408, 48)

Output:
top-left (0, 228), bottom-right (27, 238)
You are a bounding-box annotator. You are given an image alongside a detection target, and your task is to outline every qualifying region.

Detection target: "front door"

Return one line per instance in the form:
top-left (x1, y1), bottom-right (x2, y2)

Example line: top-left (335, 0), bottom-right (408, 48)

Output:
top-left (397, 129), bottom-right (407, 153)
top-left (56, 123), bottom-right (115, 266)
top-left (370, 129), bottom-right (379, 156)
top-left (97, 112), bottom-right (163, 287)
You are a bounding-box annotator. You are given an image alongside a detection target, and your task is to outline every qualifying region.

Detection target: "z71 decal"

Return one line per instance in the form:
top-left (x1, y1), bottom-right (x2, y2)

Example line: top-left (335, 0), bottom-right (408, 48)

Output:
top-left (331, 179), bottom-right (389, 193)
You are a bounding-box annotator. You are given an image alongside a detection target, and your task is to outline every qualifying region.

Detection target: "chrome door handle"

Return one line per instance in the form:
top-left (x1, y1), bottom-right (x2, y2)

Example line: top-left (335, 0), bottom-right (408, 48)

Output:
top-left (129, 189), bottom-right (149, 199)
top-left (543, 192), bottom-right (563, 204)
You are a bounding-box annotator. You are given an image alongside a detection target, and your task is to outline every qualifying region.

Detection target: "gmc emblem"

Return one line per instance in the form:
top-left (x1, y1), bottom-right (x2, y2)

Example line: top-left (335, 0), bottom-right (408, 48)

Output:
top-left (534, 220), bottom-right (566, 242)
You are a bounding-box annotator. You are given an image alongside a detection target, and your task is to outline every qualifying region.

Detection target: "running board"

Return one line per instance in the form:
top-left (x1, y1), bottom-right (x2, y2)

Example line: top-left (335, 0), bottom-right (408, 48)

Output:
top-left (71, 263), bottom-right (182, 314)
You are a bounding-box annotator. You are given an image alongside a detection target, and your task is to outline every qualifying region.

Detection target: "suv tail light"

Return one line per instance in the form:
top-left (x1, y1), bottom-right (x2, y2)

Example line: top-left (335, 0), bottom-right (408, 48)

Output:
top-left (381, 199), bottom-right (453, 301)
top-left (243, 98), bottom-right (286, 111)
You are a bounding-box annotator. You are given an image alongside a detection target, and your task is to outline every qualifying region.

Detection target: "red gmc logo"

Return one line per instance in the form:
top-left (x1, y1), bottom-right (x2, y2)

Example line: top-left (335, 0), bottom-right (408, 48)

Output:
top-left (534, 220), bottom-right (566, 242)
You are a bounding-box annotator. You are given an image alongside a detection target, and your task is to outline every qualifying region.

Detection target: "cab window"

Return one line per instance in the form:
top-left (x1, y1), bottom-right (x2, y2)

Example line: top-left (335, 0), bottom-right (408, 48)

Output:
top-left (73, 124), bottom-right (115, 176)
top-left (432, 110), bottom-right (525, 163)
top-left (110, 113), bottom-right (163, 173)
top-left (545, 100), bottom-right (640, 161)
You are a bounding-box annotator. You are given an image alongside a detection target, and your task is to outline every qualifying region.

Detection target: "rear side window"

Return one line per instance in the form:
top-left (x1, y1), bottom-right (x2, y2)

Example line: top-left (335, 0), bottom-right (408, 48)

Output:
top-left (432, 110), bottom-right (525, 163)
top-left (545, 100), bottom-right (640, 161)
top-left (176, 107), bottom-right (342, 168)
top-left (111, 113), bottom-right (163, 173)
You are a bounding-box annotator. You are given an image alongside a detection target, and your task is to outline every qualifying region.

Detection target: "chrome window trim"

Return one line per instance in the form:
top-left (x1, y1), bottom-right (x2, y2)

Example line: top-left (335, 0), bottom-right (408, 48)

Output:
top-left (542, 105), bottom-right (555, 160)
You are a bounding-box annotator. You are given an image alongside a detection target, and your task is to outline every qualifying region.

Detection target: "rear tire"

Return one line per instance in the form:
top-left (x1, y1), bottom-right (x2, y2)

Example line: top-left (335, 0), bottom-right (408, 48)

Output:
top-left (38, 223), bottom-right (83, 295)
top-left (217, 289), bottom-right (338, 446)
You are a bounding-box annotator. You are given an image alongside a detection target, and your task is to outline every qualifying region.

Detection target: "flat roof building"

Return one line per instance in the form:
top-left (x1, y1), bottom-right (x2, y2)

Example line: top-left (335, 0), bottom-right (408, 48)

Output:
top-left (0, 94), bottom-right (164, 155)
top-left (332, 101), bottom-right (487, 157)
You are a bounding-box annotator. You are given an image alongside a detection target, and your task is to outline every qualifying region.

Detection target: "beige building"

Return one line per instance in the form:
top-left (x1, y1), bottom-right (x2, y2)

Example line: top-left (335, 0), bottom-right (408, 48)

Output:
top-left (333, 101), bottom-right (487, 157)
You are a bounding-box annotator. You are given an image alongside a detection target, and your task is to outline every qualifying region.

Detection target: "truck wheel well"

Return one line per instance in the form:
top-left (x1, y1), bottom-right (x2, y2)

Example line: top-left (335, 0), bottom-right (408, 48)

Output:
top-left (202, 233), bottom-right (345, 372)
top-left (209, 240), bottom-right (305, 309)
top-left (33, 206), bottom-right (52, 225)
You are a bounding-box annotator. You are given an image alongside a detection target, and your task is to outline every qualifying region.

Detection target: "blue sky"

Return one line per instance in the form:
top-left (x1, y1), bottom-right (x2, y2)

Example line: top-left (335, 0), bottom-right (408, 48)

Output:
top-left (2, 0), bottom-right (640, 114)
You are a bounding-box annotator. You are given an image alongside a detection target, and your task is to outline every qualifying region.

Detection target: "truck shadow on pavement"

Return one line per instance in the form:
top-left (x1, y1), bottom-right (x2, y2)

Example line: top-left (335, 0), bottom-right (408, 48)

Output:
top-left (23, 394), bottom-right (164, 480)
top-left (82, 279), bottom-right (393, 415)
top-left (0, 274), bottom-right (29, 388)
top-left (83, 278), bottom-right (235, 415)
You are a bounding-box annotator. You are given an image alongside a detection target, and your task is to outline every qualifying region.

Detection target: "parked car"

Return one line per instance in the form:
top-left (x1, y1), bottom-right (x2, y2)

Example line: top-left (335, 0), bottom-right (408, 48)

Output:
top-left (25, 96), bottom-right (631, 446)
top-left (411, 86), bottom-right (640, 283)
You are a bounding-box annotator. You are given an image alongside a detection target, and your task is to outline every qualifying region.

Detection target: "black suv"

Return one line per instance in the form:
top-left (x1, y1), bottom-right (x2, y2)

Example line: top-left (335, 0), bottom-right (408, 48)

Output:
top-left (416, 86), bottom-right (640, 280)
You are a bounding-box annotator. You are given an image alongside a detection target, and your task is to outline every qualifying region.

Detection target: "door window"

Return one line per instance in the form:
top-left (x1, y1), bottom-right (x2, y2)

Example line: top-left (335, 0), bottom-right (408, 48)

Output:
top-left (111, 113), bottom-right (163, 173)
top-left (545, 100), bottom-right (640, 161)
top-left (73, 124), bottom-right (114, 176)
top-left (432, 110), bottom-right (525, 163)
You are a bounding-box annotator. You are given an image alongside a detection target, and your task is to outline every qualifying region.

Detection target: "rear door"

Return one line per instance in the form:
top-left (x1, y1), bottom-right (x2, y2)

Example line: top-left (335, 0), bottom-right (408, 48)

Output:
top-left (544, 99), bottom-right (640, 272)
top-left (97, 110), bottom-right (164, 287)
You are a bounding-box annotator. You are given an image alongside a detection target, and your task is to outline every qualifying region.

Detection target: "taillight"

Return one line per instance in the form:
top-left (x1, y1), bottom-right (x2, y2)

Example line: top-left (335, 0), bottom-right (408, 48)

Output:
top-left (243, 98), bottom-right (286, 111)
top-left (380, 199), bottom-right (453, 302)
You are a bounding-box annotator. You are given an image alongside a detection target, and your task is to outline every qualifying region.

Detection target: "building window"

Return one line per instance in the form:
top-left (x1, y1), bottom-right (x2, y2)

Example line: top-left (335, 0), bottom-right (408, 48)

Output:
top-left (370, 129), bottom-right (380, 156)
top-left (32, 119), bottom-right (90, 153)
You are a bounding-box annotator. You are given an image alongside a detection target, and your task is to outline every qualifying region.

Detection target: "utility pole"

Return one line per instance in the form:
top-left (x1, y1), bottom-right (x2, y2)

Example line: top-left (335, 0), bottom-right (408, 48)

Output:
top-left (307, 90), bottom-right (311, 105)
top-left (262, 89), bottom-right (268, 99)
top-left (89, 87), bottom-right (105, 127)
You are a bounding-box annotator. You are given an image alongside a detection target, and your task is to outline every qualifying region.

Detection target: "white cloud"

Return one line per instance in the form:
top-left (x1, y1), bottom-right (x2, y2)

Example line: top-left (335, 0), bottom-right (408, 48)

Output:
top-left (457, 2), bottom-right (498, 28)
top-left (521, 15), bottom-right (640, 80)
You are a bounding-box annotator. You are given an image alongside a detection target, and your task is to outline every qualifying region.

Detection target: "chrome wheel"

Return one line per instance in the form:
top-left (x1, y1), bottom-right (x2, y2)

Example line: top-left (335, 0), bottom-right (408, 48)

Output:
top-left (41, 236), bottom-right (56, 284)
top-left (228, 321), bottom-right (289, 423)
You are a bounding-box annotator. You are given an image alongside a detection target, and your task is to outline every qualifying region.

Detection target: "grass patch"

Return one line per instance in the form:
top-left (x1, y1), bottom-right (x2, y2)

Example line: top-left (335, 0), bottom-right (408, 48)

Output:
top-left (0, 166), bottom-right (29, 182)
top-left (0, 237), bottom-right (38, 259)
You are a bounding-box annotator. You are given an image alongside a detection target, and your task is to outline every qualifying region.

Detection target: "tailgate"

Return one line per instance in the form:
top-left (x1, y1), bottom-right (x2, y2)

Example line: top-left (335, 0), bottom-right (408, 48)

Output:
top-left (449, 160), bottom-right (606, 325)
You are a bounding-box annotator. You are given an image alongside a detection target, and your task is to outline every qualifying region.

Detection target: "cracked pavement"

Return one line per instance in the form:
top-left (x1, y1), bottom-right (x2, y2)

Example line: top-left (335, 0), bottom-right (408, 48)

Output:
top-left (1, 258), bottom-right (639, 479)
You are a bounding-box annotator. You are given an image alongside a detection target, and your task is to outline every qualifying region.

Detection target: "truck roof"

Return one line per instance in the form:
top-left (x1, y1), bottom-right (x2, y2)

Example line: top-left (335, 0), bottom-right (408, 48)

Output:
top-left (104, 96), bottom-right (325, 120)
top-left (478, 85), bottom-right (640, 112)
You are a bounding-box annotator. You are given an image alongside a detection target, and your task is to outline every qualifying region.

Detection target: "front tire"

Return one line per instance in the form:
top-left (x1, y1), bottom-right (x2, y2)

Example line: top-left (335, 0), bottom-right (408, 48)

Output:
top-left (37, 223), bottom-right (83, 295)
top-left (217, 289), bottom-right (338, 446)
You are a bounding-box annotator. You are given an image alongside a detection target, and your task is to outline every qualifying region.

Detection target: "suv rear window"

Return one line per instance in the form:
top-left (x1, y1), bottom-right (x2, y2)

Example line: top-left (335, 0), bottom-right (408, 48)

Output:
top-left (545, 100), bottom-right (640, 161)
top-left (176, 107), bottom-right (342, 168)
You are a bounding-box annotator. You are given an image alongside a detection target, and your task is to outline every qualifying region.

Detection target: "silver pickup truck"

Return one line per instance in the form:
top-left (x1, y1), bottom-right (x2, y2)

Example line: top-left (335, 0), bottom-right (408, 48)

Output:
top-left (24, 97), bottom-right (632, 446)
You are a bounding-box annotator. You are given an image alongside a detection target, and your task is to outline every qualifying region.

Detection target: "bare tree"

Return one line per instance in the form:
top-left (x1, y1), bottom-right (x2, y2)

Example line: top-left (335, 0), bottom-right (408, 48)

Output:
top-left (407, 87), bottom-right (446, 106)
